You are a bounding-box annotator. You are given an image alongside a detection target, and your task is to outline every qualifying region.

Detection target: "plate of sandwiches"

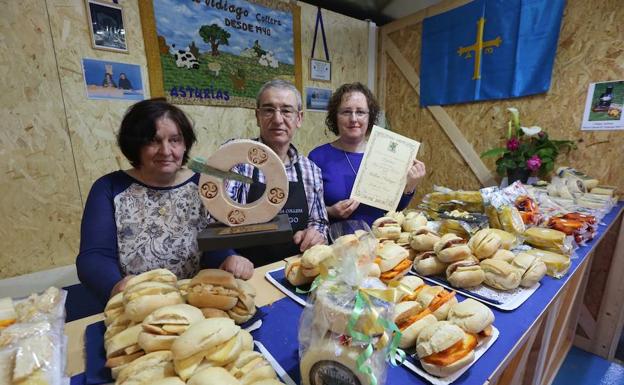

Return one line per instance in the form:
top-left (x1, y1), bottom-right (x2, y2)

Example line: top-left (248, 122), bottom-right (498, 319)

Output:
top-left (410, 231), bottom-right (547, 311)
top-left (392, 277), bottom-right (499, 384)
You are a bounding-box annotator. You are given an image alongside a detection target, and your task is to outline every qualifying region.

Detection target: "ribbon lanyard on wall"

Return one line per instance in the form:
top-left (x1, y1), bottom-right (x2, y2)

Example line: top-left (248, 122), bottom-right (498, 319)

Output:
top-left (310, 7), bottom-right (331, 82)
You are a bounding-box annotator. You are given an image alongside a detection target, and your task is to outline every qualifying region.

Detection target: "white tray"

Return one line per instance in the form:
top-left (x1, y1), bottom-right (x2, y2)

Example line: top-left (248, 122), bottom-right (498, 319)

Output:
top-left (409, 269), bottom-right (539, 311)
top-left (400, 326), bottom-right (500, 385)
top-left (265, 267), bottom-right (309, 307)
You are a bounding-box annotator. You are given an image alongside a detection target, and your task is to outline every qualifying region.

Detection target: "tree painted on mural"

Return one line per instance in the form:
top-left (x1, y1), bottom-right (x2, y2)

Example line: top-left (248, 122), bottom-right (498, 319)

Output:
top-left (199, 24), bottom-right (231, 56)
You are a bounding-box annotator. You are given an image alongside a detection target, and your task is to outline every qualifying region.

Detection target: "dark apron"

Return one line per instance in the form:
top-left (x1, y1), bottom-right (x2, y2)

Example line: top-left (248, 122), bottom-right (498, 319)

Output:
top-left (237, 161), bottom-right (310, 266)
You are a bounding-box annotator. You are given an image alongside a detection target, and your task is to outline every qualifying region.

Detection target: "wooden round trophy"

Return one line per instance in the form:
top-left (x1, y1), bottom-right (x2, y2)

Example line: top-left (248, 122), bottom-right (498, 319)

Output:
top-left (194, 140), bottom-right (293, 251)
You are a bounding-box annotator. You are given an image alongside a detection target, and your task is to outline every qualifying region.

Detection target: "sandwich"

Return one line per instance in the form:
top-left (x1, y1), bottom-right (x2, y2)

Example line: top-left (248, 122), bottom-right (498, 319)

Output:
top-left (187, 367), bottom-right (240, 385)
top-left (151, 377), bottom-right (186, 385)
top-left (187, 269), bottom-right (240, 311)
top-left (512, 253), bottom-right (548, 287)
top-left (403, 211), bottom-right (428, 232)
top-left (177, 279), bottom-right (191, 300)
top-left (484, 228), bottom-right (517, 250)
top-left (200, 308), bottom-right (230, 319)
top-left (413, 251), bottom-right (447, 276)
top-left (374, 241), bottom-right (412, 282)
top-left (123, 281), bottom-right (184, 323)
top-left (522, 248), bottom-right (571, 278)
top-left (125, 268), bottom-right (178, 290)
top-left (227, 279), bottom-right (257, 324)
top-left (434, 234), bottom-right (472, 263)
top-left (104, 313), bottom-right (133, 343)
top-left (300, 244), bottom-right (335, 277)
top-left (138, 304), bottom-right (204, 352)
top-left (171, 317), bottom-right (250, 380)
top-left (116, 351), bottom-right (175, 385)
top-left (0, 297), bottom-right (16, 329)
top-left (371, 217), bottom-right (402, 240)
top-left (490, 249), bottom-right (515, 263)
top-left (104, 324), bottom-right (144, 378)
top-left (104, 292), bottom-right (124, 326)
top-left (446, 257), bottom-right (485, 288)
top-left (385, 210), bottom-right (406, 226)
top-left (284, 257), bottom-right (315, 287)
top-left (416, 321), bottom-right (477, 377)
top-left (447, 299), bottom-right (494, 337)
top-left (480, 259), bottom-right (522, 290)
top-left (393, 301), bottom-right (438, 348)
top-left (397, 275), bottom-right (426, 302)
top-left (416, 286), bottom-right (458, 320)
top-left (409, 227), bottom-right (441, 252)
top-left (468, 229), bottom-right (501, 259)
top-left (226, 350), bottom-right (278, 384)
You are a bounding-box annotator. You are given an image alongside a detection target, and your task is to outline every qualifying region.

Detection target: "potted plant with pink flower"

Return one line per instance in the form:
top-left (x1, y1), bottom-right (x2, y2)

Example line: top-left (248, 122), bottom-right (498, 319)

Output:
top-left (481, 108), bottom-right (575, 183)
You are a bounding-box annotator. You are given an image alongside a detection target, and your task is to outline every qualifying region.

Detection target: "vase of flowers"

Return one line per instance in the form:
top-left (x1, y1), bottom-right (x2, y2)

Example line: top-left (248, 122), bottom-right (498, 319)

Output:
top-left (481, 107), bottom-right (575, 182)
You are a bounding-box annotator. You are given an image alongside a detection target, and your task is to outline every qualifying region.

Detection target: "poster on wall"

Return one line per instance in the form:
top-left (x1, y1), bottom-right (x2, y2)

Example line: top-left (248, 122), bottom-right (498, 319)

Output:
top-left (82, 58), bottom-right (145, 100)
top-left (139, 0), bottom-right (302, 108)
top-left (305, 87), bottom-right (331, 112)
top-left (581, 80), bottom-right (624, 130)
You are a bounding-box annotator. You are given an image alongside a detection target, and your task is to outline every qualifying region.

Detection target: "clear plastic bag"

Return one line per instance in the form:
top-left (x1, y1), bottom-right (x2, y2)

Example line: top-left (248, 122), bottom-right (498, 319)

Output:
top-left (298, 235), bottom-right (396, 385)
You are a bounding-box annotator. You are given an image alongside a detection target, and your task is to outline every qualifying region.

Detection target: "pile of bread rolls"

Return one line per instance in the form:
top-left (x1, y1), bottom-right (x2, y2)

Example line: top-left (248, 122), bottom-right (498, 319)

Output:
top-left (393, 276), bottom-right (495, 377)
top-left (410, 227), bottom-right (547, 291)
top-left (102, 268), bottom-right (282, 385)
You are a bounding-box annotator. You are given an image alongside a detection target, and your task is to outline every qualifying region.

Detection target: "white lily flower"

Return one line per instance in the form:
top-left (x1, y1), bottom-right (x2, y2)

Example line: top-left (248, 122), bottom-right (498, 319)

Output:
top-left (521, 126), bottom-right (542, 137)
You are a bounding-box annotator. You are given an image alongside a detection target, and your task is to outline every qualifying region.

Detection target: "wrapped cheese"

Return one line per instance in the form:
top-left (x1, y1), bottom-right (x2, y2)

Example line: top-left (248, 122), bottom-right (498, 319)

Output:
top-left (523, 228), bottom-right (571, 255)
top-left (523, 248), bottom-right (571, 278)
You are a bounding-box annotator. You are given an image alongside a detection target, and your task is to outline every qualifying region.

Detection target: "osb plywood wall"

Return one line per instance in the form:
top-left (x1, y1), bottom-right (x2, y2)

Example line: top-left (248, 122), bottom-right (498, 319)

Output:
top-left (381, 0), bottom-right (624, 204)
top-left (0, 0), bottom-right (369, 278)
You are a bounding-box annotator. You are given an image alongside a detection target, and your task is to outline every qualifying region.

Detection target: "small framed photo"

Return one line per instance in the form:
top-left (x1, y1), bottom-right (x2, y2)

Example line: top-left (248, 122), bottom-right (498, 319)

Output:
top-left (82, 58), bottom-right (144, 101)
top-left (310, 58), bottom-right (331, 82)
top-left (306, 87), bottom-right (332, 112)
top-left (85, 0), bottom-right (127, 53)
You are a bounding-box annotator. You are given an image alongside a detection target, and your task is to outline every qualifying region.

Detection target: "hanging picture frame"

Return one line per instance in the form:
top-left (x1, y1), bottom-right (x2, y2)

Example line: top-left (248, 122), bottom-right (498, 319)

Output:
top-left (85, 0), bottom-right (128, 53)
top-left (309, 58), bottom-right (331, 82)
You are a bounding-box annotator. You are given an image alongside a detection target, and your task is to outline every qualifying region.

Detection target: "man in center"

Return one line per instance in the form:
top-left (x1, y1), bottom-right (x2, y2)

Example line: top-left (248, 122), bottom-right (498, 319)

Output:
top-left (218, 80), bottom-right (329, 278)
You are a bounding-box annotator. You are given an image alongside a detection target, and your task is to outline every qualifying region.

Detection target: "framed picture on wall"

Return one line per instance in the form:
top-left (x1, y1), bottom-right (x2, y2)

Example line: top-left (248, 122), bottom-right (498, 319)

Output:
top-left (85, 0), bottom-right (128, 53)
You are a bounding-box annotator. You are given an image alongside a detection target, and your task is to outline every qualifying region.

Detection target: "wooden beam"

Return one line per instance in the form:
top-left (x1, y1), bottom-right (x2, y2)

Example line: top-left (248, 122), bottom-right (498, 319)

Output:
top-left (594, 216), bottom-right (624, 358)
top-left (530, 298), bottom-right (562, 385)
top-left (577, 303), bottom-right (597, 340)
top-left (383, 38), bottom-right (497, 186)
top-left (378, 33), bottom-right (388, 111)
top-left (381, 0), bottom-right (473, 37)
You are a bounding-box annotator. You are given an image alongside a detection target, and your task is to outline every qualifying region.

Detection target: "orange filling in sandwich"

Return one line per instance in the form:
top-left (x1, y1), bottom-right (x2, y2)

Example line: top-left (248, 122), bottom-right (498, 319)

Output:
top-left (400, 285), bottom-right (425, 302)
top-left (379, 259), bottom-right (412, 281)
top-left (0, 319), bottom-right (15, 329)
top-left (397, 308), bottom-right (432, 331)
top-left (423, 333), bottom-right (477, 366)
top-left (429, 290), bottom-right (456, 312)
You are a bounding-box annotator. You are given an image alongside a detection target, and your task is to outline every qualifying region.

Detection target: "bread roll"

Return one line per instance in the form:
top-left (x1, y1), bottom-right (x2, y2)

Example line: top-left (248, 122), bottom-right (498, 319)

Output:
top-left (123, 281), bottom-right (184, 323)
top-left (138, 304), bottom-right (204, 352)
top-left (512, 253), bottom-right (547, 287)
top-left (188, 367), bottom-right (240, 385)
top-left (409, 227), bottom-right (441, 252)
top-left (490, 249), bottom-right (515, 263)
top-left (171, 318), bottom-right (240, 361)
top-left (446, 257), bottom-right (485, 288)
top-left (447, 299), bottom-right (494, 334)
top-left (468, 229), bottom-right (502, 259)
top-left (187, 269), bottom-right (239, 310)
top-left (416, 286), bottom-right (458, 320)
top-left (372, 217), bottom-right (401, 240)
top-left (413, 251), bottom-right (447, 276)
top-left (284, 258), bottom-right (315, 286)
top-left (403, 211), bottom-right (428, 232)
top-left (301, 245), bottom-right (335, 276)
top-left (416, 321), bottom-right (476, 377)
top-left (434, 234), bottom-right (472, 263)
top-left (480, 259), bottom-right (522, 290)
top-left (116, 351), bottom-right (175, 385)
top-left (125, 268), bottom-right (178, 289)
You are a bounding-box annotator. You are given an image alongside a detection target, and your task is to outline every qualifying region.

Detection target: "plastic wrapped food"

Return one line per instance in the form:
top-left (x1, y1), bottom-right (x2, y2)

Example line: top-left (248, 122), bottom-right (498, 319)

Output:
top-left (523, 249), bottom-right (571, 278)
top-left (523, 228), bottom-right (573, 255)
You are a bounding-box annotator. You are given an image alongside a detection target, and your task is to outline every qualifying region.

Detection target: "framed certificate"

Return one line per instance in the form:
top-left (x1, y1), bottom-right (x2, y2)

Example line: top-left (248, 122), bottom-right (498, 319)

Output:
top-left (310, 58), bottom-right (331, 82)
top-left (350, 126), bottom-right (421, 211)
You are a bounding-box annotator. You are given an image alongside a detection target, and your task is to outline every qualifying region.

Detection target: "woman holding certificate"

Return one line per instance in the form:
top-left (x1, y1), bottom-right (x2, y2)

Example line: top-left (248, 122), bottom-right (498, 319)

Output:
top-left (309, 82), bottom-right (426, 226)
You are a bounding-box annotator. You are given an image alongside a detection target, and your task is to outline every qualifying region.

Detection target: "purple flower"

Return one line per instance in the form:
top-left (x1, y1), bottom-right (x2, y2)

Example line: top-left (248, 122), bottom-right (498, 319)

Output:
top-left (507, 138), bottom-right (520, 151)
top-left (526, 155), bottom-right (542, 171)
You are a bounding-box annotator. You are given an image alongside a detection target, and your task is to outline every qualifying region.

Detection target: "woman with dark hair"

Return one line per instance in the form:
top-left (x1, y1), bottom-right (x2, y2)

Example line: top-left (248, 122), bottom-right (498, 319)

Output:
top-left (76, 98), bottom-right (237, 305)
top-left (102, 72), bottom-right (117, 88)
top-left (118, 72), bottom-right (133, 90)
top-left (309, 82), bottom-right (426, 226)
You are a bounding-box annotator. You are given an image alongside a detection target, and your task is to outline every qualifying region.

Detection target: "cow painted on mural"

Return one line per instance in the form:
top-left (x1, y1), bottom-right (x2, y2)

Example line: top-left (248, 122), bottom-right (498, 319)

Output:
top-left (171, 44), bottom-right (200, 69)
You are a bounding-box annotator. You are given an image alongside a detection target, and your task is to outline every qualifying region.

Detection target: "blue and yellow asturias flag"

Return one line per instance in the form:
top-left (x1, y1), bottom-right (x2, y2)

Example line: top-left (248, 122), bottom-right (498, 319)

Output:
top-left (420, 0), bottom-right (565, 106)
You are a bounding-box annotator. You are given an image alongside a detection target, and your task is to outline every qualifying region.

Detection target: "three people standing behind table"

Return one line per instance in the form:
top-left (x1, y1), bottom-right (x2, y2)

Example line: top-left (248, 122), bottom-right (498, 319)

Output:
top-left (309, 82), bottom-right (426, 226)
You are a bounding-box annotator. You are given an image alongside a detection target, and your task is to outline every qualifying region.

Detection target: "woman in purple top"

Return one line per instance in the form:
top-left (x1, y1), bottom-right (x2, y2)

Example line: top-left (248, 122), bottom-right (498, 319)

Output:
top-left (308, 83), bottom-right (426, 226)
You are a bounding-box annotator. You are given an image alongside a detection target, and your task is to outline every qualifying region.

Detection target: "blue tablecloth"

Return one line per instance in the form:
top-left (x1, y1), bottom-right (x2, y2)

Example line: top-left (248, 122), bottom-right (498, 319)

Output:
top-left (68, 202), bottom-right (624, 385)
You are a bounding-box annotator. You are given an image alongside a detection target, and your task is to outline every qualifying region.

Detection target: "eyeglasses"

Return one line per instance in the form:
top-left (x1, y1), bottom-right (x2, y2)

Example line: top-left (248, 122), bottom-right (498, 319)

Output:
top-left (338, 109), bottom-right (369, 119)
top-left (257, 107), bottom-right (299, 120)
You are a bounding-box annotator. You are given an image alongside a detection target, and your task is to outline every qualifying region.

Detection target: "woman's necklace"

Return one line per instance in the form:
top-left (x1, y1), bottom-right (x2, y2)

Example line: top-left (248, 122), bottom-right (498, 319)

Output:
top-left (343, 151), bottom-right (358, 176)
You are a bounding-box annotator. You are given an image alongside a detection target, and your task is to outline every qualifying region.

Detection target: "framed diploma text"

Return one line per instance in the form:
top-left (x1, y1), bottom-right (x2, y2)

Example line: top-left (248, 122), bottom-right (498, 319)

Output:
top-left (350, 126), bottom-right (421, 211)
